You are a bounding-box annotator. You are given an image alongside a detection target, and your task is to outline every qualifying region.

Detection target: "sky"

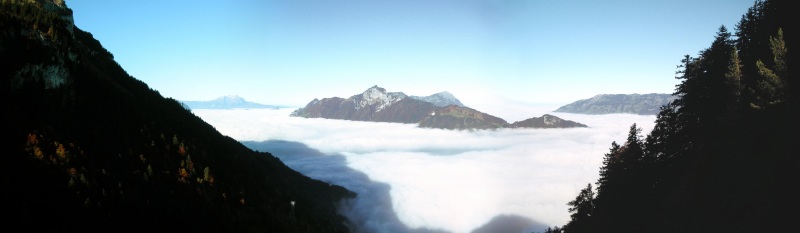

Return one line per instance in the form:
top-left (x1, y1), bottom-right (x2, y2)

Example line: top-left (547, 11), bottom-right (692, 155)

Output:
top-left (68, 0), bottom-right (756, 116)
top-left (194, 108), bottom-right (657, 233)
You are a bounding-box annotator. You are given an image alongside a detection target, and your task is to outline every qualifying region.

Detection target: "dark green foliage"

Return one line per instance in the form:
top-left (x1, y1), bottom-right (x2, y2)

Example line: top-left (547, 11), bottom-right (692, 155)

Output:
top-left (543, 226), bottom-right (563, 233)
top-left (563, 183), bottom-right (594, 233)
top-left (559, 0), bottom-right (797, 232)
top-left (1, 1), bottom-right (354, 232)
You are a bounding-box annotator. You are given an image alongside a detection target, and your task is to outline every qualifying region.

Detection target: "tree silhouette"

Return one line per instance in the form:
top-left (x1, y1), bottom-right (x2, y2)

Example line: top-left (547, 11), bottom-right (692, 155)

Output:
top-left (564, 183), bottom-right (594, 233)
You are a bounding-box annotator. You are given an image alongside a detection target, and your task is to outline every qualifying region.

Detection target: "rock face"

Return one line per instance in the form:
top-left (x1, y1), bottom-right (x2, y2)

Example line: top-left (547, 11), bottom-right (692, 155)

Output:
top-left (555, 93), bottom-right (677, 115)
top-left (181, 95), bottom-right (280, 109)
top-left (292, 86), bottom-right (588, 130)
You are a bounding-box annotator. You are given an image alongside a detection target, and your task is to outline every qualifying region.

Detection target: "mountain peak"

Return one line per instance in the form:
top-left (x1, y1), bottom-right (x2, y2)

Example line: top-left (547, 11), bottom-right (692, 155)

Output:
top-left (434, 91), bottom-right (455, 97)
top-left (509, 114), bottom-right (588, 128)
top-left (354, 86), bottom-right (406, 112)
top-left (182, 95), bottom-right (278, 109)
top-left (214, 95), bottom-right (245, 103)
top-left (28, 0), bottom-right (75, 32)
top-left (361, 85), bottom-right (388, 98)
top-left (411, 91), bottom-right (466, 107)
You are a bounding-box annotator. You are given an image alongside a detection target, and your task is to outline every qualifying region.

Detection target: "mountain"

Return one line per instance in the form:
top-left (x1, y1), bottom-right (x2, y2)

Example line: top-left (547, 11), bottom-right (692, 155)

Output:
top-left (1, 1), bottom-right (353, 232)
top-left (509, 114), bottom-right (588, 128)
top-left (292, 86), bottom-right (587, 130)
top-left (290, 85), bottom-right (438, 124)
top-left (418, 105), bottom-right (508, 130)
top-left (554, 93), bottom-right (677, 115)
top-left (410, 91), bottom-right (466, 107)
top-left (181, 95), bottom-right (280, 109)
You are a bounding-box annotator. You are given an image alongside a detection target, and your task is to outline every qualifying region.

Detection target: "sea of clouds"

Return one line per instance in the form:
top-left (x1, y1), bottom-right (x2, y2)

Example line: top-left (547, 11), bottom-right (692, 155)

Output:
top-left (193, 108), bottom-right (656, 233)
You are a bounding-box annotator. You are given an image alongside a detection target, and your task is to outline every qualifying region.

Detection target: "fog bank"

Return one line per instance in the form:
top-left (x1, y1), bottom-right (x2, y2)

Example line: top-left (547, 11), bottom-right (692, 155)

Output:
top-left (194, 108), bottom-right (655, 232)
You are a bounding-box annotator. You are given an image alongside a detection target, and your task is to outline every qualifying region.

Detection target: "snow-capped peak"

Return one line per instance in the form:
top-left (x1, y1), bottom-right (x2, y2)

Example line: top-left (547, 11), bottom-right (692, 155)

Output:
top-left (214, 95), bottom-right (246, 104)
top-left (354, 85), bottom-right (406, 111)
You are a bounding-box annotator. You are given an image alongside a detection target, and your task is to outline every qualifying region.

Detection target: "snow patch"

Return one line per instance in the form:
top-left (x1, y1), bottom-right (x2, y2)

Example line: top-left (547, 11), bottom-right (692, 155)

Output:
top-left (354, 86), bottom-right (406, 112)
top-left (543, 115), bottom-right (558, 125)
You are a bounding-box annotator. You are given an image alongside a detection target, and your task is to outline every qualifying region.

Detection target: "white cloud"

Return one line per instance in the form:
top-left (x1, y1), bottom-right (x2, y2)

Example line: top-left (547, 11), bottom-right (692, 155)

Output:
top-left (193, 108), bottom-right (656, 233)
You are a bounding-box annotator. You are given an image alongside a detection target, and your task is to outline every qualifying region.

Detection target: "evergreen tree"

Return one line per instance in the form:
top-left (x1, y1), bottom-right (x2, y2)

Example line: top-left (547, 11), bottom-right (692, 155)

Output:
top-left (544, 226), bottom-right (563, 233)
top-left (595, 141), bottom-right (620, 195)
top-left (563, 183), bottom-right (594, 233)
top-left (752, 28), bottom-right (788, 107)
top-left (724, 47), bottom-right (744, 114)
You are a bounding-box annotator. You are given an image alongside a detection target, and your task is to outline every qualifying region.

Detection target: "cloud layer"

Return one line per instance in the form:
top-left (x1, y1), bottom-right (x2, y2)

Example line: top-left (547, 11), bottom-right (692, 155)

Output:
top-left (194, 108), bottom-right (656, 233)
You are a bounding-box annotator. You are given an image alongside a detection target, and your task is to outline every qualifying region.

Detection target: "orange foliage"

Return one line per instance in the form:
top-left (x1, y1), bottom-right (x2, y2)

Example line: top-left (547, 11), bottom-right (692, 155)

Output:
top-left (56, 143), bottom-right (66, 160)
top-left (26, 133), bottom-right (38, 147)
top-left (187, 159), bottom-right (194, 173)
top-left (178, 143), bottom-right (186, 156)
top-left (33, 146), bottom-right (44, 160)
top-left (179, 168), bottom-right (189, 178)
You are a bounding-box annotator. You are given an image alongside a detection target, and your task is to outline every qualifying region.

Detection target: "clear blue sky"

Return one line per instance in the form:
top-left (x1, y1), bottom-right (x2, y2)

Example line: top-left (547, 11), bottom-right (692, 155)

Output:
top-left (68, 0), bottom-right (756, 109)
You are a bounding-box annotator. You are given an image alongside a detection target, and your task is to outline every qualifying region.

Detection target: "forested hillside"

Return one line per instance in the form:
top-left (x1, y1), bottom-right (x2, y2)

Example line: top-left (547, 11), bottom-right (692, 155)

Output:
top-left (548, 0), bottom-right (797, 232)
top-left (1, 1), bottom-right (353, 232)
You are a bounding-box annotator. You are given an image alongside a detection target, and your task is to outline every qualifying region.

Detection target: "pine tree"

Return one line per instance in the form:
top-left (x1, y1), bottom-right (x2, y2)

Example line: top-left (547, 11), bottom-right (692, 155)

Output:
top-left (564, 183), bottom-right (594, 233)
top-left (595, 141), bottom-right (620, 195)
top-left (752, 28), bottom-right (787, 107)
top-left (560, 0), bottom-right (795, 232)
top-left (724, 47), bottom-right (744, 114)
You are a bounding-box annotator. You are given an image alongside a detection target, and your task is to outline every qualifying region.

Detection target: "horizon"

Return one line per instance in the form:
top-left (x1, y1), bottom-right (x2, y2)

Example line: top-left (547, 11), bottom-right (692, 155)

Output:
top-left (4, 0), bottom-right (793, 232)
top-left (67, 0), bottom-right (755, 120)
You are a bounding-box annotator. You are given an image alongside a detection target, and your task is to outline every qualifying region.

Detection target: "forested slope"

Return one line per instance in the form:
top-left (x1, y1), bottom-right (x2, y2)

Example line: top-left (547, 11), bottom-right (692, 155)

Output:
top-left (551, 0), bottom-right (797, 232)
top-left (1, 1), bottom-right (354, 232)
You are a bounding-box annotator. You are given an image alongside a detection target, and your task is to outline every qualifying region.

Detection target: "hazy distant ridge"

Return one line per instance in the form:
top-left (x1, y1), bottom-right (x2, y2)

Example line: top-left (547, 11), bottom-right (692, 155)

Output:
top-left (181, 95), bottom-right (281, 109)
top-left (410, 91), bottom-right (466, 107)
top-left (554, 93), bottom-right (677, 115)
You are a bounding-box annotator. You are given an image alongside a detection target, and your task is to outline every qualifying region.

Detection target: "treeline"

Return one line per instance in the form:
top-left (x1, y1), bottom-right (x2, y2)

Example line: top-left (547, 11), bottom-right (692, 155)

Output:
top-left (553, 0), bottom-right (796, 232)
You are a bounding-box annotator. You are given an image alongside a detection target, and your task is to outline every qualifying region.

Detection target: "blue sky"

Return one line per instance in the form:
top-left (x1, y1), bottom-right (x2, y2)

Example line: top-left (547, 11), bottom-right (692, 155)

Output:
top-left (68, 0), bottom-right (756, 112)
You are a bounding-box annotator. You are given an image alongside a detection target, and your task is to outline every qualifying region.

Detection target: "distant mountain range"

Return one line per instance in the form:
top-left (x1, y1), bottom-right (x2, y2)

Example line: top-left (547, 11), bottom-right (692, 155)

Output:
top-left (181, 95), bottom-right (281, 109)
top-left (291, 86), bottom-right (587, 130)
top-left (555, 93), bottom-right (677, 115)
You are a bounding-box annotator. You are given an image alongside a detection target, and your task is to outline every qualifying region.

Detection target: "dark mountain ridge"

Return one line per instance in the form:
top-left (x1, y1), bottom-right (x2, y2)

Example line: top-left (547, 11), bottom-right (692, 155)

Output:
top-left (509, 114), bottom-right (588, 128)
top-left (1, 1), bottom-right (353, 232)
top-left (292, 85), bottom-right (588, 130)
